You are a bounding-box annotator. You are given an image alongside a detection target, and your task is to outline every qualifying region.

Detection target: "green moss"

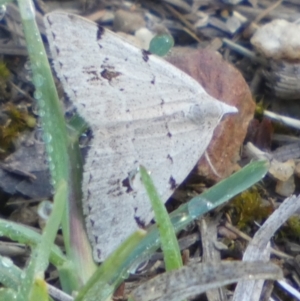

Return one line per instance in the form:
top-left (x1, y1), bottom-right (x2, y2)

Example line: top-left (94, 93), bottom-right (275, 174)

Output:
top-left (0, 104), bottom-right (36, 156)
top-left (0, 62), bottom-right (10, 79)
top-left (254, 100), bottom-right (266, 118)
top-left (0, 61), bottom-right (10, 101)
top-left (286, 216), bottom-right (300, 237)
top-left (227, 187), bottom-right (273, 230)
top-left (278, 216), bottom-right (300, 241)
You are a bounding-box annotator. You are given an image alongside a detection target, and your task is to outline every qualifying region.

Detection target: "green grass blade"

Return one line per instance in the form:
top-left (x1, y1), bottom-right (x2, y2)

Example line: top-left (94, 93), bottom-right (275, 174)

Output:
top-left (0, 288), bottom-right (20, 301)
top-left (75, 230), bottom-right (146, 301)
top-left (17, 0), bottom-right (96, 286)
top-left (170, 160), bottom-right (269, 232)
top-left (29, 278), bottom-right (50, 301)
top-left (0, 218), bottom-right (66, 266)
top-left (17, 0), bottom-right (69, 192)
top-left (0, 255), bottom-right (21, 289)
top-left (34, 181), bottom-right (67, 275)
top-left (0, 0), bottom-right (13, 5)
top-left (140, 165), bottom-right (182, 271)
top-left (15, 182), bottom-right (66, 300)
top-left (15, 0), bottom-right (78, 291)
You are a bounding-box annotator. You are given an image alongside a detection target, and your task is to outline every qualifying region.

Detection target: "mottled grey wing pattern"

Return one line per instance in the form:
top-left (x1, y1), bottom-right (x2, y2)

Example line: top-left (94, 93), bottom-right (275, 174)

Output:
top-left (44, 12), bottom-right (236, 261)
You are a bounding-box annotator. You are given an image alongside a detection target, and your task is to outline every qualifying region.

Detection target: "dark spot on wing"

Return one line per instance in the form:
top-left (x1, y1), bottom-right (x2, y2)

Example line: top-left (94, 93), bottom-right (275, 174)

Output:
top-left (169, 176), bottom-right (177, 190)
top-left (142, 49), bottom-right (151, 62)
top-left (107, 179), bottom-right (123, 196)
top-left (134, 212), bottom-right (146, 228)
top-left (69, 15), bottom-right (76, 21)
top-left (167, 154), bottom-right (173, 164)
top-left (122, 169), bottom-right (139, 193)
top-left (46, 16), bottom-right (53, 25)
top-left (97, 248), bottom-right (101, 259)
top-left (83, 70), bottom-right (100, 81)
top-left (90, 218), bottom-right (95, 227)
top-left (97, 25), bottom-right (105, 40)
top-left (107, 187), bottom-right (123, 196)
top-left (101, 69), bottom-right (121, 81)
top-left (151, 76), bottom-right (155, 84)
top-left (122, 177), bottom-right (133, 193)
top-left (87, 190), bottom-right (92, 202)
top-left (167, 132), bottom-right (172, 138)
top-left (100, 63), bottom-right (115, 69)
top-left (161, 99), bottom-right (165, 106)
top-left (88, 173), bottom-right (93, 184)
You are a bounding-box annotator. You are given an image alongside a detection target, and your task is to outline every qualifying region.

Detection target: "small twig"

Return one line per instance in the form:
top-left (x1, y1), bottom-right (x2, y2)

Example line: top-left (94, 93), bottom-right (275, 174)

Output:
top-left (224, 222), bottom-right (293, 260)
top-left (164, 3), bottom-right (197, 34)
top-left (182, 26), bottom-right (202, 43)
top-left (9, 81), bottom-right (36, 103)
top-left (253, 0), bottom-right (283, 24)
top-left (264, 110), bottom-right (300, 130)
top-left (222, 38), bottom-right (267, 66)
top-left (0, 162), bottom-right (37, 180)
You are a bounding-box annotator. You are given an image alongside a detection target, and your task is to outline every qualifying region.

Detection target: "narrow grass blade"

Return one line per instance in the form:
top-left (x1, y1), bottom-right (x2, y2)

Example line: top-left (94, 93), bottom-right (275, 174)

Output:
top-left (17, 0), bottom-right (69, 191)
top-left (34, 181), bottom-right (67, 275)
top-left (0, 288), bottom-right (19, 301)
top-left (16, 182), bottom-right (67, 300)
top-left (29, 278), bottom-right (49, 301)
top-left (75, 230), bottom-right (146, 301)
top-left (16, 0), bottom-right (71, 290)
top-left (0, 255), bottom-right (21, 289)
top-left (0, 0), bottom-right (13, 5)
top-left (17, 0), bottom-right (96, 286)
top-left (140, 165), bottom-right (182, 271)
top-left (0, 218), bottom-right (66, 266)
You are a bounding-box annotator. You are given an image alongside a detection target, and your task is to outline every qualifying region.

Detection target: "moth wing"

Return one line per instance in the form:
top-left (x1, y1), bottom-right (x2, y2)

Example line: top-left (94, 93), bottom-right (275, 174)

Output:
top-left (44, 12), bottom-right (236, 261)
